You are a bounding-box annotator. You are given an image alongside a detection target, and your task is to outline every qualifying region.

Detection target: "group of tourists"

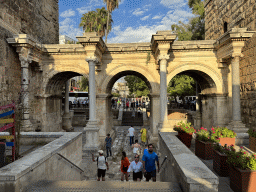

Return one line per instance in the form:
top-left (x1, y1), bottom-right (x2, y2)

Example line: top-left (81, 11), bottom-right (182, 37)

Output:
top-left (111, 98), bottom-right (149, 109)
top-left (69, 99), bottom-right (89, 108)
top-left (92, 126), bottom-right (159, 182)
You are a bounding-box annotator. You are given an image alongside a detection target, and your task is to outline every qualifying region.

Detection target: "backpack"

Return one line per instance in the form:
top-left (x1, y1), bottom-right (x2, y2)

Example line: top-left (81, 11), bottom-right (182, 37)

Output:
top-left (97, 156), bottom-right (107, 166)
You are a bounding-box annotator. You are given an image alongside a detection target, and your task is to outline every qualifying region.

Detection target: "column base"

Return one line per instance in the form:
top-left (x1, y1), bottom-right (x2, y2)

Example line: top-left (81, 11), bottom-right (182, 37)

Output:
top-left (193, 112), bottom-right (202, 130)
top-left (227, 120), bottom-right (249, 133)
top-left (21, 119), bottom-right (34, 131)
top-left (83, 120), bottom-right (100, 151)
top-left (157, 121), bottom-right (175, 132)
top-left (62, 113), bottom-right (73, 132)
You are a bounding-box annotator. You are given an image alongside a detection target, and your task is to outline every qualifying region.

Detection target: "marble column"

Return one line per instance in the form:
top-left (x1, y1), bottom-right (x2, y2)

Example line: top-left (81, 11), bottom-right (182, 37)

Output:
top-left (83, 57), bottom-right (100, 150)
top-left (157, 55), bottom-right (173, 132)
top-left (62, 80), bottom-right (73, 131)
top-left (19, 55), bottom-right (33, 131)
top-left (228, 55), bottom-right (247, 132)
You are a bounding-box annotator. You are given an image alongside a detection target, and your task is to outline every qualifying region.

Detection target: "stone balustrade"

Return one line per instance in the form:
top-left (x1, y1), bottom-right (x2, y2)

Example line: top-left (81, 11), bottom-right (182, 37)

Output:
top-left (159, 132), bottom-right (219, 192)
top-left (0, 132), bottom-right (83, 192)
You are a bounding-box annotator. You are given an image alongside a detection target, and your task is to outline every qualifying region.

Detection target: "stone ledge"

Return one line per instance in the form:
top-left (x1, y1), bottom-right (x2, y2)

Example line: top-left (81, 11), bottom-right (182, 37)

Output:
top-left (159, 132), bottom-right (219, 192)
top-left (0, 132), bottom-right (82, 181)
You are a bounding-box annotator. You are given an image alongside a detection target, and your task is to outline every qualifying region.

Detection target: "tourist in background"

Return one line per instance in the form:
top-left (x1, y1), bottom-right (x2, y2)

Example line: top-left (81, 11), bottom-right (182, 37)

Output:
top-left (140, 128), bottom-right (147, 146)
top-left (132, 139), bottom-right (141, 156)
top-left (128, 125), bottom-right (135, 146)
top-left (105, 133), bottom-right (112, 157)
top-left (127, 154), bottom-right (143, 181)
top-left (120, 151), bottom-right (130, 181)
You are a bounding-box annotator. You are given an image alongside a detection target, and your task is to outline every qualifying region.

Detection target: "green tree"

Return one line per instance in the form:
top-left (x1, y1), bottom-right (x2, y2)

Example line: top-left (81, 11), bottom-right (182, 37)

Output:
top-left (168, 75), bottom-right (196, 103)
top-left (112, 92), bottom-right (120, 97)
top-left (172, 0), bottom-right (204, 40)
top-left (124, 76), bottom-right (150, 97)
top-left (103, 0), bottom-right (121, 43)
top-left (79, 7), bottom-right (113, 37)
top-left (77, 76), bottom-right (89, 92)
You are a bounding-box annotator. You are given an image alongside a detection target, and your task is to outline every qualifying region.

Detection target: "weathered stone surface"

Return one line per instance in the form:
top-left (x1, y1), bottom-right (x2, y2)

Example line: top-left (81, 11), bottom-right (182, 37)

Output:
top-left (205, 0), bottom-right (256, 40)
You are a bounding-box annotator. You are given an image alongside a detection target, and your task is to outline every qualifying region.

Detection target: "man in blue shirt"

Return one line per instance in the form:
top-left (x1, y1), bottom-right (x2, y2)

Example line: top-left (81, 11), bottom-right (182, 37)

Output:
top-left (142, 144), bottom-right (160, 182)
top-left (105, 134), bottom-right (112, 157)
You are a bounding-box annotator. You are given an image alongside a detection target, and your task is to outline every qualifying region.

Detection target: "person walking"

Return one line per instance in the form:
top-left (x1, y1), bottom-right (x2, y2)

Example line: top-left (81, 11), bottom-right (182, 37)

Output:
top-left (132, 140), bottom-right (141, 156)
top-left (120, 151), bottom-right (130, 181)
top-left (127, 154), bottom-right (143, 181)
top-left (92, 150), bottom-right (109, 181)
top-left (128, 126), bottom-right (135, 146)
top-left (140, 128), bottom-right (147, 146)
top-left (105, 133), bottom-right (112, 157)
top-left (142, 144), bottom-right (160, 182)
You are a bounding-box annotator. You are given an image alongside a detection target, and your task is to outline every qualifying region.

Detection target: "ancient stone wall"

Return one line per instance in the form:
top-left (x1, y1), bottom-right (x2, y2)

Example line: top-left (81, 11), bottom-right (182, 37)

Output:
top-left (204, 0), bottom-right (256, 40)
top-left (0, 26), bottom-right (21, 108)
top-left (240, 33), bottom-right (256, 130)
top-left (0, 0), bottom-right (59, 44)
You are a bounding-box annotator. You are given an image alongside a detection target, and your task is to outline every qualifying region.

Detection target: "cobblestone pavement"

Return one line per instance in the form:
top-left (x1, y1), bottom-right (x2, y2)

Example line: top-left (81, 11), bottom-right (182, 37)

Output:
top-left (81, 126), bottom-right (160, 182)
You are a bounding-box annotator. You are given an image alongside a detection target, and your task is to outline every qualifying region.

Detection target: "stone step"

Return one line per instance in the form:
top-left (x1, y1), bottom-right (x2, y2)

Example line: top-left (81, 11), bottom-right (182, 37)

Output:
top-left (25, 180), bottom-right (182, 192)
top-left (235, 133), bottom-right (249, 145)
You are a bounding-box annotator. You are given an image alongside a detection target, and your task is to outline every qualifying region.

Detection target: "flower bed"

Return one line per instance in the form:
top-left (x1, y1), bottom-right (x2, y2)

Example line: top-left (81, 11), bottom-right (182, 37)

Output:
top-left (210, 127), bottom-right (236, 146)
top-left (195, 139), bottom-right (213, 160)
top-left (247, 128), bottom-right (256, 152)
top-left (213, 149), bottom-right (229, 177)
top-left (173, 121), bottom-right (195, 148)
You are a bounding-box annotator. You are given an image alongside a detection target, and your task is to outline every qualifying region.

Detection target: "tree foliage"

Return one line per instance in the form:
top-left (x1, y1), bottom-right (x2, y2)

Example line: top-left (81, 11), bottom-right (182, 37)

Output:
top-left (79, 7), bottom-right (113, 37)
top-left (103, 0), bottom-right (121, 43)
top-left (168, 75), bottom-right (196, 102)
top-left (77, 76), bottom-right (89, 92)
top-left (172, 0), bottom-right (205, 40)
top-left (124, 76), bottom-right (149, 97)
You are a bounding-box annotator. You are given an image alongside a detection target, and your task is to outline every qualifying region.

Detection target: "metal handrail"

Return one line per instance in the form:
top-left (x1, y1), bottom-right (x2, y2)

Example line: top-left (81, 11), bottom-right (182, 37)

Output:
top-left (57, 153), bottom-right (84, 173)
top-left (160, 156), bottom-right (168, 170)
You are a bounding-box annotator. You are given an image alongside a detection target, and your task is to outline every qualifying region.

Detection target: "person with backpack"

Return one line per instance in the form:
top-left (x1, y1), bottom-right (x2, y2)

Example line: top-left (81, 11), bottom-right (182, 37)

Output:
top-left (92, 150), bottom-right (109, 181)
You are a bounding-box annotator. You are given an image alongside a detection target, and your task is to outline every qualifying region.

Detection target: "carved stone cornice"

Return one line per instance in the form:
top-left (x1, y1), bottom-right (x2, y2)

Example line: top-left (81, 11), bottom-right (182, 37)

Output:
top-left (7, 34), bottom-right (43, 66)
top-left (151, 31), bottom-right (177, 65)
top-left (214, 28), bottom-right (256, 61)
top-left (77, 32), bottom-right (106, 64)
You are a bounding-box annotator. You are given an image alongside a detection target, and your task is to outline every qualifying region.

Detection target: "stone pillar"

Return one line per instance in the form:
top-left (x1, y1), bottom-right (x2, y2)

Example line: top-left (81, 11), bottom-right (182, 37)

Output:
top-left (19, 54), bottom-right (33, 131)
top-left (83, 57), bottom-right (100, 150)
top-left (148, 94), bottom-right (160, 144)
top-left (228, 55), bottom-right (248, 133)
top-left (157, 55), bottom-right (173, 132)
top-left (62, 80), bottom-right (73, 131)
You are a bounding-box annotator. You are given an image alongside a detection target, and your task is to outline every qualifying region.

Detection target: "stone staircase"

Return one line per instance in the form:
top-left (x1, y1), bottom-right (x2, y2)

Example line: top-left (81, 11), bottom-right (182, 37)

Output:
top-left (24, 180), bottom-right (182, 192)
top-left (122, 111), bottom-right (143, 126)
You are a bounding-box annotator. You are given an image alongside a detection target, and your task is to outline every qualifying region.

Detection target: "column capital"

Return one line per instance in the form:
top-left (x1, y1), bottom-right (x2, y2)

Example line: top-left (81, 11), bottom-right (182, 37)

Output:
top-left (157, 54), bottom-right (169, 62)
top-left (231, 53), bottom-right (244, 59)
top-left (19, 48), bottom-right (33, 67)
top-left (86, 56), bottom-right (99, 64)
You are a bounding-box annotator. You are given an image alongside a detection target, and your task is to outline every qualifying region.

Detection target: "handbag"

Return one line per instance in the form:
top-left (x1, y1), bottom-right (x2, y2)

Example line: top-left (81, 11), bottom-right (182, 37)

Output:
top-left (123, 165), bottom-right (128, 172)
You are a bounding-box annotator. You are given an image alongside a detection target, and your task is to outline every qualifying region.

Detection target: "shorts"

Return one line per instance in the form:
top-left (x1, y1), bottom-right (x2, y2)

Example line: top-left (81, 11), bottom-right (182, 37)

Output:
top-left (144, 169), bottom-right (156, 180)
top-left (133, 171), bottom-right (142, 181)
top-left (97, 169), bottom-right (106, 178)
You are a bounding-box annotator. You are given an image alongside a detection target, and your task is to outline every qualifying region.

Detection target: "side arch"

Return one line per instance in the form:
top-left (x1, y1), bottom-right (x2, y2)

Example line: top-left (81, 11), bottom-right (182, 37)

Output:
top-left (167, 63), bottom-right (224, 93)
top-left (42, 66), bottom-right (90, 95)
top-left (100, 64), bottom-right (160, 94)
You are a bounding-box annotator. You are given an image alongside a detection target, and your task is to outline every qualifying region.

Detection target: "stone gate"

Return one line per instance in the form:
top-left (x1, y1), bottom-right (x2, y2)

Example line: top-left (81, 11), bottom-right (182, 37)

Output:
top-left (6, 28), bottom-right (256, 148)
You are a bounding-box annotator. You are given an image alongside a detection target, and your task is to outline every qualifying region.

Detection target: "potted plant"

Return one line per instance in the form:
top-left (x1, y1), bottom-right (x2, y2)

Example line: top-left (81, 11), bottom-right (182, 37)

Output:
top-left (210, 127), bottom-right (236, 146)
top-left (247, 128), bottom-right (256, 152)
top-left (195, 127), bottom-right (215, 160)
top-left (173, 121), bottom-right (195, 148)
top-left (226, 145), bottom-right (256, 192)
top-left (213, 143), bottom-right (230, 177)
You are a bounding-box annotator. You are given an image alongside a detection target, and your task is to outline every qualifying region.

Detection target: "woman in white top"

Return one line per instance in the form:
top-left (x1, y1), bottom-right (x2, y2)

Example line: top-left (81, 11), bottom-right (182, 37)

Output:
top-left (132, 140), bottom-right (141, 156)
top-left (127, 154), bottom-right (143, 181)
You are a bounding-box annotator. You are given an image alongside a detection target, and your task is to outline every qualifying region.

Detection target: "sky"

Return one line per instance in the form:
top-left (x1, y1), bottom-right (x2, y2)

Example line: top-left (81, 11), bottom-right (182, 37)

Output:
top-left (59, 0), bottom-right (195, 44)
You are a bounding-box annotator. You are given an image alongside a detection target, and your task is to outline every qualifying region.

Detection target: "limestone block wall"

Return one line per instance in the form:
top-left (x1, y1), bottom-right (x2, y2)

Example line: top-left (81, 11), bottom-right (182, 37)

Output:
top-left (205, 0), bottom-right (256, 40)
top-left (0, 0), bottom-right (59, 44)
top-left (0, 26), bottom-right (21, 109)
top-left (240, 33), bottom-right (256, 130)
